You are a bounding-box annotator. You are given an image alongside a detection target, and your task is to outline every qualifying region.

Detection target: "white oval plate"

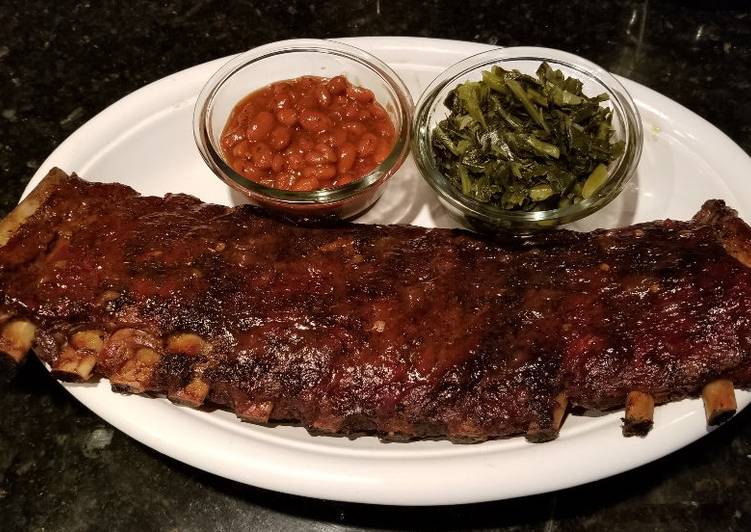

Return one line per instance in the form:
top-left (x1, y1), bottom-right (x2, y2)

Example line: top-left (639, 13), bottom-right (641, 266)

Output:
top-left (24, 37), bottom-right (751, 506)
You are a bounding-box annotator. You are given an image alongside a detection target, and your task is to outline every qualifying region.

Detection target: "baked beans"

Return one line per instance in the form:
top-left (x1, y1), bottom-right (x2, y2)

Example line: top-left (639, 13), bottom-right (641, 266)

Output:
top-left (221, 76), bottom-right (396, 190)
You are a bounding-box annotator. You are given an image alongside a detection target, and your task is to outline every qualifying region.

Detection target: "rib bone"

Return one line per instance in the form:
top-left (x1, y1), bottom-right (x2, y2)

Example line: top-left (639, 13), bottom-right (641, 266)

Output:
top-left (0, 320), bottom-right (36, 363)
top-left (51, 346), bottom-right (98, 380)
top-left (105, 330), bottom-right (162, 393)
top-left (526, 393), bottom-right (568, 443)
top-left (623, 391), bottom-right (655, 437)
top-left (702, 379), bottom-right (737, 426)
top-left (168, 377), bottom-right (210, 407)
top-left (70, 330), bottom-right (105, 352)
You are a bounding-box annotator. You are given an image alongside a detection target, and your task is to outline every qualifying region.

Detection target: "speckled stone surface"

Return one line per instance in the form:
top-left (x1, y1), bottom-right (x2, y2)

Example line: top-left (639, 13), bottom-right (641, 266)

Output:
top-left (1, 1), bottom-right (751, 530)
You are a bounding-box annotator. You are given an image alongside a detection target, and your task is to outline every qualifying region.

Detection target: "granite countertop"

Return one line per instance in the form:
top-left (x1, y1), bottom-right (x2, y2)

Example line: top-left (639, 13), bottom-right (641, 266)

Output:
top-left (2, 1), bottom-right (751, 530)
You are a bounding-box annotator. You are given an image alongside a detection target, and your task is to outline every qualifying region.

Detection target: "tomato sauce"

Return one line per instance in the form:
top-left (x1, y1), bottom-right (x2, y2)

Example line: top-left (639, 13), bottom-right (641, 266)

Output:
top-left (220, 76), bottom-right (396, 191)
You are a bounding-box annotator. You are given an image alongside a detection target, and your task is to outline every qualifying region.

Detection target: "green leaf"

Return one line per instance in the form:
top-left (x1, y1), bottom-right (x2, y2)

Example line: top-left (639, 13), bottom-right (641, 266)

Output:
top-left (582, 163), bottom-right (609, 198)
top-left (529, 183), bottom-right (554, 201)
top-left (456, 82), bottom-right (487, 129)
top-left (505, 77), bottom-right (550, 133)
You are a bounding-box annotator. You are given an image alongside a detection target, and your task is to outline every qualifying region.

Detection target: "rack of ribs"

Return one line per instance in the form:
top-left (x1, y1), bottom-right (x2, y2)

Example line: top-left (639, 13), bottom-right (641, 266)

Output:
top-left (1, 168), bottom-right (750, 442)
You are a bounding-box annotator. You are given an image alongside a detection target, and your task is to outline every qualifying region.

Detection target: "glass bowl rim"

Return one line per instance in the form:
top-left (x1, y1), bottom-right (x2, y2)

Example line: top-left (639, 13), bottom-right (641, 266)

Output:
top-left (193, 38), bottom-right (414, 205)
top-left (411, 46), bottom-right (643, 224)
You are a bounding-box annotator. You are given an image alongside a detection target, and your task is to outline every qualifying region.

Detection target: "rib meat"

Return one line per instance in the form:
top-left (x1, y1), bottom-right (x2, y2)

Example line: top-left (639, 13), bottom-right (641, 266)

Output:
top-left (2, 168), bottom-right (751, 442)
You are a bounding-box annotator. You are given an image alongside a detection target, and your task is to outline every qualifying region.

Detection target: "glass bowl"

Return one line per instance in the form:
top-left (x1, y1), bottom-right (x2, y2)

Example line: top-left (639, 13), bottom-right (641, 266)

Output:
top-left (194, 39), bottom-right (413, 219)
top-left (412, 46), bottom-right (643, 232)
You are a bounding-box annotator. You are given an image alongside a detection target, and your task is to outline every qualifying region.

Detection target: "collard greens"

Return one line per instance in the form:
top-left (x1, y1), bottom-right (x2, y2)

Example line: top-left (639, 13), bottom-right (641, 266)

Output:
top-left (431, 62), bottom-right (625, 211)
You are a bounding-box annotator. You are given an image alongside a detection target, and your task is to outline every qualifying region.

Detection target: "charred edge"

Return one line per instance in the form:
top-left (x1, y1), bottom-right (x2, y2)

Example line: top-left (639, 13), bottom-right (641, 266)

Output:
top-left (623, 418), bottom-right (654, 437)
top-left (622, 391), bottom-right (655, 437)
top-left (697, 199), bottom-right (751, 269)
top-left (525, 426), bottom-right (558, 443)
top-left (0, 169), bottom-right (69, 365)
top-left (378, 418), bottom-right (418, 442)
top-left (703, 379), bottom-right (737, 426)
top-left (526, 392), bottom-right (568, 443)
top-left (311, 413), bottom-right (345, 435)
top-left (0, 168), bottom-right (70, 248)
top-left (708, 410), bottom-right (736, 427)
top-left (110, 382), bottom-right (138, 394)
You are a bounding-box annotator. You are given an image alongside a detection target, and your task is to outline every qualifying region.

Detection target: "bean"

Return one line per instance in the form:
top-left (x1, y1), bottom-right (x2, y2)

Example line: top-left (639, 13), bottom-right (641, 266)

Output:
top-left (242, 164), bottom-right (268, 180)
top-left (315, 85), bottom-right (331, 107)
top-left (341, 121), bottom-right (366, 136)
top-left (230, 156), bottom-right (244, 170)
top-left (271, 153), bottom-right (284, 173)
top-left (315, 143), bottom-right (338, 162)
top-left (271, 81), bottom-right (292, 94)
top-left (357, 133), bottom-right (379, 157)
top-left (337, 143), bottom-right (356, 174)
top-left (275, 173), bottom-right (296, 189)
top-left (327, 75), bottom-right (347, 95)
top-left (369, 104), bottom-right (388, 121)
top-left (299, 109), bottom-right (333, 132)
top-left (313, 164), bottom-right (337, 180)
top-left (276, 108), bottom-right (298, 126)
top-left (318, 133), bottom-right (335, 147)
top-left (299, 137), bottom-right (315, 150)
top-left (335, 174), bottom-right (355, 186)
top-left (236, 106), bottom-right (255, 125)
top-left (320, 128), bottom-right (347, 147)
top-left (304, 151), bottom-right (329, 166)
top-left (292, 177), bottom-right (320, 191)
top-left (231, 140), bottom-right (251, 159)
top-left (344, 102), bottom-right (361, 119)
top-left (373, 139), bottom-right (392, 163)
top-left (250, 142), bottom-right (274, 169)
top-left (297, 95), bottom-right (317, 110)
top-left (287, 153), bottom-right (304, 170)
top-left (301, 166), bottom-right (317, 179)
top-left (346, 85), bottom-right (374, 103)
top-left (272, 92), bottom-right (291, 109)
top-left (222, 129), bottom-right (244, 150)
top-left (245, 111), bottom-right (275, 142)
top-left (269, 125), bottom-right (292, 150)
top-left (333, 95), bottom-right (349, 106)
top-left (332, 128), bottom-right (348, 146)
top-left (375, 120), bottom-right (395, 138)
top-left (358, 110), bottom-right (372, 122)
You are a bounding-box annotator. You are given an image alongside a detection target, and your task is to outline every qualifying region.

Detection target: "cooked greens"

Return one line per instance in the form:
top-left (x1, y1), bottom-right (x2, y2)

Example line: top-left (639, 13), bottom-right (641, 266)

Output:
top-left (431, 62), bottom-right (625, 211)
